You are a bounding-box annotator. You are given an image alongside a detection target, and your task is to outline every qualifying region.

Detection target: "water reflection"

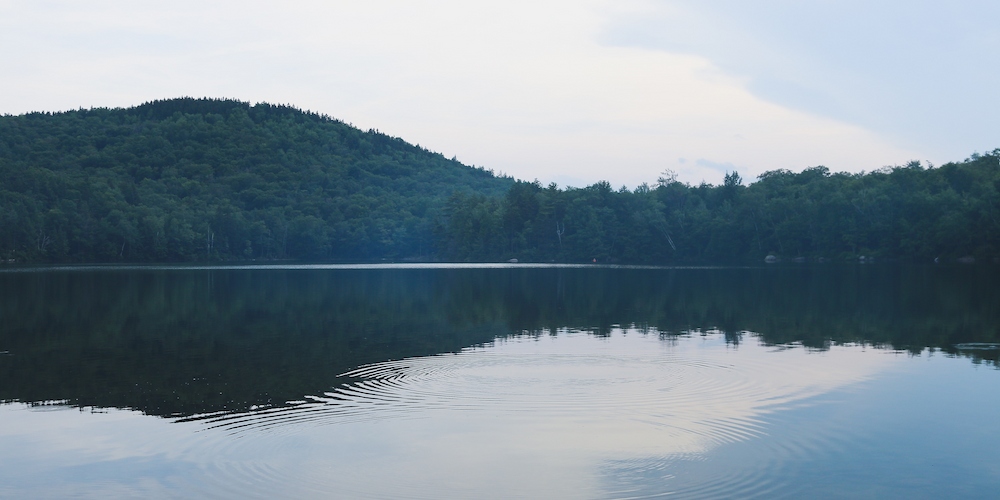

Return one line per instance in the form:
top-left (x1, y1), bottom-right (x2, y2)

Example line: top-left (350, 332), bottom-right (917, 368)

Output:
top-left (0, 265), bottom-right (997, 416)
top-left (208, 330), bottom-right (891, 499)
top-left (200, 329), bottom-right (887, 442)
top-left (3, 330), bottom-right (995, 498)
top-left (2, 265), bottom-right (999, 498)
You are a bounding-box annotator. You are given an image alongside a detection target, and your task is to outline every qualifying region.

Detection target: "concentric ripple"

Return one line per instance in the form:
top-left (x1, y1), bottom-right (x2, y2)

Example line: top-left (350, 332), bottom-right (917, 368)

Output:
top-left (170, 329), bottom-right (892, 498)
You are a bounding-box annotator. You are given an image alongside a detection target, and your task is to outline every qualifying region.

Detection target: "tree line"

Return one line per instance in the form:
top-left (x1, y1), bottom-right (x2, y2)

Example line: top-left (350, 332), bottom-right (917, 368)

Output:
top-left (438, 153), bottom-right (1000, 263)
top-left (1, 97), bottom-right (998, 264)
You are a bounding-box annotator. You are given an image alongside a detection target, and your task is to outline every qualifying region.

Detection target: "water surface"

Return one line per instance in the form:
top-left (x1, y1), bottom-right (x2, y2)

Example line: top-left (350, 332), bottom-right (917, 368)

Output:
top-left (0, 265), bottom-right (997, 498)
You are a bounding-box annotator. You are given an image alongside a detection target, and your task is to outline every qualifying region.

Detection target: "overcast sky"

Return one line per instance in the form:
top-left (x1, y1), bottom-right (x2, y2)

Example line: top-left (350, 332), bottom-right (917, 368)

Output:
top-left (1, 1), bottom-right (996, 187)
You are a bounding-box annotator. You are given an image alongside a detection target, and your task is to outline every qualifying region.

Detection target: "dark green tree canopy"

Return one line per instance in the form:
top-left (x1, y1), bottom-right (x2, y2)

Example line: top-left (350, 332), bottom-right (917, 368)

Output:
top-left (1, 97), bottom-right (998, 264)
top-left (0, 98), bottom-right (512, 262)
top-left (438, 151), bottom-right (1000, 264)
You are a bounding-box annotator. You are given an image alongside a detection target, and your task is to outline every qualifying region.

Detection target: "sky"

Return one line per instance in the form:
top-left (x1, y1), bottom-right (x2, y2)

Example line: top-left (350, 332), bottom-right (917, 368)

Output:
top-left (1, 0), bottom-right (997, 188)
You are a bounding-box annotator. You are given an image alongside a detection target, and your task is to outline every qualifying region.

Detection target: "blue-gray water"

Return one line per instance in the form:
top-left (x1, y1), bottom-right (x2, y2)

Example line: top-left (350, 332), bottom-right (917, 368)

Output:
top-left (0, 264), bottom-right (997, 498)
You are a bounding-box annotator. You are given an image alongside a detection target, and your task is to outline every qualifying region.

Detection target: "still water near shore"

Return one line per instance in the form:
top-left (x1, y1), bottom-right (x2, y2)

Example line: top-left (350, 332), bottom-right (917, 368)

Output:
top-left (1, 264), bottom-right (998, 498)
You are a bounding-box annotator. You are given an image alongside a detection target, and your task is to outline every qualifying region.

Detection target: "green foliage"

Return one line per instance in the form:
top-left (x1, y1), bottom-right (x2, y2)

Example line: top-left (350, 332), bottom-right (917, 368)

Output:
top-left (0, 98), bottom-right (511, 262)
top-left (440, 153), bottom-right (1000, 263)
top-left (1, 98), bottom-right (997, 264)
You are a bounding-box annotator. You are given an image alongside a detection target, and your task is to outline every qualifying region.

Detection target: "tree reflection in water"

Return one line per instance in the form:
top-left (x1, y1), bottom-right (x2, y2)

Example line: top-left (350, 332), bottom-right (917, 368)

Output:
top-left (0, 264), bottom-right (996, 417)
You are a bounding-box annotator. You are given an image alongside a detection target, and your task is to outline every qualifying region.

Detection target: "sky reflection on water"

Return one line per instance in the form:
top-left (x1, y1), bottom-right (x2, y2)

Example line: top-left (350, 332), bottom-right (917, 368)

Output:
top-left (1, 266), bottom-right (998, 498)
top-left (4, 330), bottom-right (995, 499)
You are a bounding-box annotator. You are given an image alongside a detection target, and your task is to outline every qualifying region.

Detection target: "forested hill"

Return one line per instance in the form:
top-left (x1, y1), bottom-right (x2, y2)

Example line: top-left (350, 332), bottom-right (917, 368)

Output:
top-left (2, 97), bottom-right (998, 264)
top-left (0, 98), bottom-right (511, 262)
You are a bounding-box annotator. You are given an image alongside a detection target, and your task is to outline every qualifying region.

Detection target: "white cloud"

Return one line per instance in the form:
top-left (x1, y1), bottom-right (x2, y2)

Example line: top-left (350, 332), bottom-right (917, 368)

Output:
top-left (604, 0), bottom-right (1000, 169)
top-left (0, 1), bottom-right (928, 186)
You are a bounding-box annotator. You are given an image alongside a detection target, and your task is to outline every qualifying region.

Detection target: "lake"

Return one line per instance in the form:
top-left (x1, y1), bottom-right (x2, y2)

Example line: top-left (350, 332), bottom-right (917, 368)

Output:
top-left (1, 264), bottom-right (998, 498)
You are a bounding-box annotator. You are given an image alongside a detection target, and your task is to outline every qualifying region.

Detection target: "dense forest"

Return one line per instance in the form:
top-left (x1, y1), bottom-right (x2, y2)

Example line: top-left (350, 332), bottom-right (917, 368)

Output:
top-left (0, 98), bottom-right (510, 262)
top-left (440, 154), bottom-right (1000, 264)
top-left (1, 97), bottom-right (998, 264)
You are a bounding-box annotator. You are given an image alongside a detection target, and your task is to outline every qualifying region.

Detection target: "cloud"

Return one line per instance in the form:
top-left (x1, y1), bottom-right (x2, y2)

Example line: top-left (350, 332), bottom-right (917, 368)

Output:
top-left (0, 1), bottom-right (926, 187)
top-left (602, 0), bottom-right (1000, 164)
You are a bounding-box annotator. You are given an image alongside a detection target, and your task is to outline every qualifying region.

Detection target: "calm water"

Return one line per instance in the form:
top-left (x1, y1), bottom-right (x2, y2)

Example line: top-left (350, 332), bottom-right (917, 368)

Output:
top-left (0, 264), bottom-right (998, 498)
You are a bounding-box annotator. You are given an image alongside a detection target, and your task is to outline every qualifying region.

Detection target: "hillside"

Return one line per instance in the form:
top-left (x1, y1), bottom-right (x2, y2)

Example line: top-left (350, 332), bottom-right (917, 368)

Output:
top-left (0, 98), bottom-right (511, 262)
top-left (1, 97), bottom-right (998, 265)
